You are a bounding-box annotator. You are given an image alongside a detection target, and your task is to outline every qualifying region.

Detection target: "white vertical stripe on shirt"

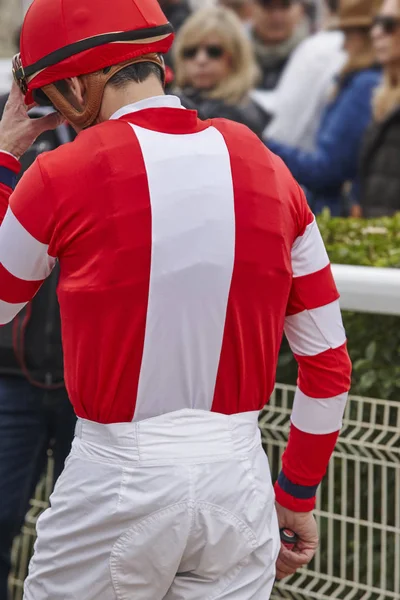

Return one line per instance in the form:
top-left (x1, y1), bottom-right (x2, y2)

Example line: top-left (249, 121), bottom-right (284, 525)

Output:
top-left (0, 207), bottom-right (56, 281)
top-left (285, 299), bottom-right (346, 356)
top-left (292, 217), bottom-right (329, 278)
top-left (131, 124), bottom-right (236, 421)
top-left (291, 387), bottom-right (348, 434)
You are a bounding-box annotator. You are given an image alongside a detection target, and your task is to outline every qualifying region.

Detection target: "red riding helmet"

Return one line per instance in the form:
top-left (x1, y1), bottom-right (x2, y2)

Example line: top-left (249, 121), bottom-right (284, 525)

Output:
top-left (13, 0), bottom-right (174, 126)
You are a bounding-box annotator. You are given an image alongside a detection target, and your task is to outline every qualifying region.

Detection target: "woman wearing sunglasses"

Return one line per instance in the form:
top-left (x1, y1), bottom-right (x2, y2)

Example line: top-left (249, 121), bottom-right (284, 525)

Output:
top-left (356, 0), bottom-right (400, 216)
top-left (265, 0), bottom-right (382, 216)
top-left (172, 6), bottom-right (269, 137)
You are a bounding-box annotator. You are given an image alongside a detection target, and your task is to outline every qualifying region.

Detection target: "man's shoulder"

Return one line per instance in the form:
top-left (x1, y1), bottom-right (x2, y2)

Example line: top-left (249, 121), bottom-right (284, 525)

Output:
top-left (211, 118), bottom-right (307, 228)
top-left (284, 31), bottom-right (344, 78)
top-left (299, 30), bottom-right (344, 54)
top-left (349, 68), bottom-right (382, 90)
top-left (210, 117), bottom-right (273, 160)
top-left (210, 117), bottom-right (298, 185)
top-left (210, 116), bottom-right (260, 141)
top-left (66, 119), bottom-right (129, 151)
top-left (338, 68), bottom-right (381, 108)
top-left (38, 119), bottom-right (132, 175)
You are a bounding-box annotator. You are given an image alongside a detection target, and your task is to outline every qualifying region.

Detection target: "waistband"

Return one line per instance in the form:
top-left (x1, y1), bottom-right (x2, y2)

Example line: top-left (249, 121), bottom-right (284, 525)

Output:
top-left (74, 409), bottom-right (261, 464)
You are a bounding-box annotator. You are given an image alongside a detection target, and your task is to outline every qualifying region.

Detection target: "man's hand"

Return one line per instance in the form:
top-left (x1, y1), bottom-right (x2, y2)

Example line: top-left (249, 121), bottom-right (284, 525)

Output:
top-left (350, 204), bottom-right (362, 218)
top-left (0, 81), bottom-right (64, 160)
top-left (275, 501), bottom-right (319, 580)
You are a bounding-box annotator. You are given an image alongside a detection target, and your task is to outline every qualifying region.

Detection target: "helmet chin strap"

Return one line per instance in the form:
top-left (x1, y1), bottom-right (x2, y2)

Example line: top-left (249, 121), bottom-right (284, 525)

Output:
top-left (41, 54), bottom-right (165, 130)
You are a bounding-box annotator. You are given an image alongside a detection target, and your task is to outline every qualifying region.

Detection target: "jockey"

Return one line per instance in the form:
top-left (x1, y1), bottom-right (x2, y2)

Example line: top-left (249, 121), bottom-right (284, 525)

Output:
top-left (0, 0), bottom-right (351, 598)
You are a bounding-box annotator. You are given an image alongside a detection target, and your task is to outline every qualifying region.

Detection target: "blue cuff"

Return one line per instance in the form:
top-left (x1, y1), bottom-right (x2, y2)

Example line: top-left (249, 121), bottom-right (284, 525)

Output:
top-left (277, 471), bottom-right (319, 500)
top-left (0, 166), bottom-right (17, 190)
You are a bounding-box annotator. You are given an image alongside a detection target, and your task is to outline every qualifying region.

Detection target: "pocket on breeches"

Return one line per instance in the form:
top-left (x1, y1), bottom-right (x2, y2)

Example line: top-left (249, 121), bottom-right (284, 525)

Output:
top-left (236, 447), bottom-right (277, 527)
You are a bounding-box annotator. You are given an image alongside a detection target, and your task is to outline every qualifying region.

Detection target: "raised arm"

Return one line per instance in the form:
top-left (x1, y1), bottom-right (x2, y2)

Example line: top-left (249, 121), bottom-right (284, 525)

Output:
top-left (0, 82), bottom-right (63, 324)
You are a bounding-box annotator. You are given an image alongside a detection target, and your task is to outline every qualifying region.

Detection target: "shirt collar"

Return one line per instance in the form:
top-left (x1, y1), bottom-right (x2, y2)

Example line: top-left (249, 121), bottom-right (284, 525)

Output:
top-left (110, 95), bottom-right (184, 121)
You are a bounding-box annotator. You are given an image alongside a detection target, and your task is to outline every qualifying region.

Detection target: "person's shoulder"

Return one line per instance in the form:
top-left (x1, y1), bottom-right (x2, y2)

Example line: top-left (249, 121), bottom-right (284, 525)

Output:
top-left (336, 69), bottom-right (382, 113)
top-left (288, 30), bottom-right (344, 71)
top-left (306, 30), bottom-right (343, 50)
top-left (210, 117), bottom-right (296, 178)
top-left (209, 118), bottom-right (304, 225)
top-left (211, 116), bottom-right (265, 146)
top-left (210, 117), bottom-right (268, 156)
top-left (349, 68), bottom-right (382, 92)
top-left (210, 117), bottom-right (260, 142)
top-left (294, 30), bottom-right (333, 52)
top-left (74, 119), bottom-right (131, 150)
top-left (38, 120), bottom-right (130, 175)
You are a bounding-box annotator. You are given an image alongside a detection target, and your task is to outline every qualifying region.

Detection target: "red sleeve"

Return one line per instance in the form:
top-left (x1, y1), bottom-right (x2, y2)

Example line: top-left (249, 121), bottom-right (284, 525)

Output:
top-left (0, 151), bottom-right (21, 221)
top-left (275, 185), bottom-right (352, 512)
top-left (0, 153), bottom-right (56, 324)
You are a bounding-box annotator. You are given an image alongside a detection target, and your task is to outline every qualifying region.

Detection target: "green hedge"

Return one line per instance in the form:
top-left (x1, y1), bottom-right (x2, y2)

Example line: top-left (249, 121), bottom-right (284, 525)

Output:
top-left (277, 211), bottom-right (400, 400)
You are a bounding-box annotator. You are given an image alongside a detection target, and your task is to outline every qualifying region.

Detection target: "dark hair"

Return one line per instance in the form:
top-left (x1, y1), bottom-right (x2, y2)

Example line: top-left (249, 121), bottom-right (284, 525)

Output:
top-left (109, 61), bottom-right (164, 88)
top-left (14, 26), bottom-right (22, 53)
top-left (32, 60), bottom-right (164, 107)
top-left (256, 0), bottom-right (293, 7)
top-left (326, 0), bottom-right (339, 14)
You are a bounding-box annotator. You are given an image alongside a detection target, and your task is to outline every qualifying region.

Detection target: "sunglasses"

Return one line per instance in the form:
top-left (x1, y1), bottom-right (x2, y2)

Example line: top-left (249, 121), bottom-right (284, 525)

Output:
top-left (372, 15), bottom-right (400, 34)
top-left (182, 45), bottom-right (225, 61)
top-left (257, 0), bottom-right (292, 8)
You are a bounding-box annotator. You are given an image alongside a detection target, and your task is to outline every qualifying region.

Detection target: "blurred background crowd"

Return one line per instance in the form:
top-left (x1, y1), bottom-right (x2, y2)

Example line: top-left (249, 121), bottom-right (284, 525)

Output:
top-left (157, 0), bottom-right (400, 219)
top-left (0, 1), bottom-right (400, 599)
top-left (1, 0), bottom-right (400, 220)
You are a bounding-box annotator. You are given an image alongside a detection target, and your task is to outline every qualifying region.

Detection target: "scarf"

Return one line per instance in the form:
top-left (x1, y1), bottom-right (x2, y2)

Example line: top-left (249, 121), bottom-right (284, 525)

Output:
top-left (251, 26), bottom-right (307, 71)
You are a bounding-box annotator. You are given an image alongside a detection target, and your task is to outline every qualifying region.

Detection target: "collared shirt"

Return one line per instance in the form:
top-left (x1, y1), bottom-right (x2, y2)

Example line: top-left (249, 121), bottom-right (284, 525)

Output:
top-left (110, 95), bottom-right (185, 120)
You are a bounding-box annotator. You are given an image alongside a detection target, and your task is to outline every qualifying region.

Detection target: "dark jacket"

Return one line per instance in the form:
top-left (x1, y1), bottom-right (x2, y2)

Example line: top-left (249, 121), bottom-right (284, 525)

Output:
top-left (257, 57), bottom-right (290, 93)
top-left (160, 1), bottom-right (191, 69)
top-left (0, 98), bottom-right (74, 385)
top-left (161, 0), bottom-right (191, 33)
top-left (267, 68), bottom-right (381, 215)
top-left (359, 106), bottom-right (400, 217)
top-left (178, 88), bottom-right (270, 137)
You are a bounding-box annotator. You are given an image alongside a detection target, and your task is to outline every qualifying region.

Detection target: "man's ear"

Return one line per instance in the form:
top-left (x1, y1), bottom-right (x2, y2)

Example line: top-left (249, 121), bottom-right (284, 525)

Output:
top-left (66, 76), bottom-right (87, 108)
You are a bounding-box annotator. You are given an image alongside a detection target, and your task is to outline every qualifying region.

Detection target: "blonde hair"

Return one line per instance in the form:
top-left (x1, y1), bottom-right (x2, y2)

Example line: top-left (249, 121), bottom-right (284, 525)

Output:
top-left (173, 6), bottom-right (259, 105)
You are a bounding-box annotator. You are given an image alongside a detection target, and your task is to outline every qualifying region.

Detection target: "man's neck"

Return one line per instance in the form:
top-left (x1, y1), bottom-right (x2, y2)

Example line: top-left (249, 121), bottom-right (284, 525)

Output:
top-left (98, 78), bottom-right (165, 123)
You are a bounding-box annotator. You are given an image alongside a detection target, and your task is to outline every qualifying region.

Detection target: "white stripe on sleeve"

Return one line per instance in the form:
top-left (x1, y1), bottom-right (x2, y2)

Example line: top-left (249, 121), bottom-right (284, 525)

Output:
top-left (292, 217), bottom-right (329, 278)
top-left (0, 208), bottom-right (56, 281)
top-left (0, 299), bottom-right (28, 325)
top-left (285, 299), bottom-right (346, 356)
top-left (291, 387), bottom-right (348, 434)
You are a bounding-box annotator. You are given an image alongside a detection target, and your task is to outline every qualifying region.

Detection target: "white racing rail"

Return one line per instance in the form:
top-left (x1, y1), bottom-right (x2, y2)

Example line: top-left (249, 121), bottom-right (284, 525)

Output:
top-left (8, 265), bottom-right (400, 600)
top-left (333, 264), bottom-right (400, 316)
